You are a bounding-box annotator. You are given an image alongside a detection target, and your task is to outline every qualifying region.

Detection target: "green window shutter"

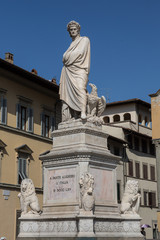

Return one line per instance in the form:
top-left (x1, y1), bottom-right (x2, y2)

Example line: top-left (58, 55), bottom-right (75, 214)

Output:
top-left (1, 97), bottom-right (7, 124)
top-left (51, 116), bottom-right (55, 132)
top-left (16, 104), bottom-right (21, 129)
top-left (41, 113), bottom-right (45, 136)
top-left (28, 108), bottom-right (33, 132)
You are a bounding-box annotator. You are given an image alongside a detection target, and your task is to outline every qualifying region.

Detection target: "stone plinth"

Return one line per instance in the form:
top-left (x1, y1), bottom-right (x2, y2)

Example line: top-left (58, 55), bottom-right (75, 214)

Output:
top-left (40, 119), bottom-right (120, 217)
top-left (18, 215), bottom-right (143, 239)
top-left (17, 119), bottom-right (143, 239)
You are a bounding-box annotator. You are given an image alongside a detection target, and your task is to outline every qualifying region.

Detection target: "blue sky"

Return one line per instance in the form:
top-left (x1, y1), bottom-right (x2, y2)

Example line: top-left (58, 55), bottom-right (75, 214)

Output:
top-left (1, 0), bottom-right (160, 103)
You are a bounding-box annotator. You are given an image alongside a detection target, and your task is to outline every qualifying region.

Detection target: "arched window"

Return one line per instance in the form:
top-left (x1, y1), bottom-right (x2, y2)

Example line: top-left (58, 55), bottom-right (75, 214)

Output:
top-left (113, 114), bottom-right (120, 122)
top-left (124, 113), bottom-right (131, 121)
top-left (103, 116), bottom-right (110, 123)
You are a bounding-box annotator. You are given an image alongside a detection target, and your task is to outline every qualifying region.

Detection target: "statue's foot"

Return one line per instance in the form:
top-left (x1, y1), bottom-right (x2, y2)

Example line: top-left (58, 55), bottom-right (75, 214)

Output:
top-left (81, 112), bottom-right (87, 120)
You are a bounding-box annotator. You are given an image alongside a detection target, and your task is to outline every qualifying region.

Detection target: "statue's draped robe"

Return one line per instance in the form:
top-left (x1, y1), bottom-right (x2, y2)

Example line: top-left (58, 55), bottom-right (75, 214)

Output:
top-left (59, 36), bottom-right (90, 112)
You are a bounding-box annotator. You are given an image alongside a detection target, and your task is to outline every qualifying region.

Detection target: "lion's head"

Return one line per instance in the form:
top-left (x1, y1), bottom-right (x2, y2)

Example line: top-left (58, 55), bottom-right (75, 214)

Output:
top-left (125, 180), bottom-right (138, 195)
top-left (21, 178), bottom-right (35, 197)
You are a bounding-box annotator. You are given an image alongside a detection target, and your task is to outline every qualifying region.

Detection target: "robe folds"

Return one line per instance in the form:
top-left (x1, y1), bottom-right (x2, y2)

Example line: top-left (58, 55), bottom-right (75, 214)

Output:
top-left (59, 36), bottom-right (90, 112)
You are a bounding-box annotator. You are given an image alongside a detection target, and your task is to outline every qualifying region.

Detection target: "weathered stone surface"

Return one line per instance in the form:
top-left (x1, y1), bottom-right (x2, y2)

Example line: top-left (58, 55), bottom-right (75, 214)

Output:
top-left (79, 172), bottom-right (94, 212)
top-left (18, 120), bottom-right (143, 239)
top-left (59, 21), bottom-right (90, 121)
top-left (120, 180), bottom-right (141, 216)
top-left (18, 178), bottom-right (41, 217)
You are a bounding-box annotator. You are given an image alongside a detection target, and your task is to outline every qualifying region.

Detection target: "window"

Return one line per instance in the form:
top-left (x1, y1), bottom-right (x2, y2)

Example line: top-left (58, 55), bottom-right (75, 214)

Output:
top-left (16, 103), bottom-right (33, 132)
top-left (144, 191), bottom-right (148, 206)
top-left (148, 192), bottom-right (156, 207)
top-left (41, 113), bottom-right (55, 137)
top-left (142, 139), bottom-right (147, 153)
top-left (143, 164), bottom-right (148, 179)
top-left (150, 166), bottom-right (155, 181)
top-left (113, 115), bottom-right (120, 122)
top-left (103, 116), bottom-right (110, 123)
top-left (134, 136), bottom-right (139, 151)
top-left (128, 160), bottom-right (133, 176)
top-left (21, 106), bottom-right (27, 130)
top-left (135, 162), bottom-right (140, 178)
top-left (18, 158), bottom-right (27, 184)
top-left (44, 115), bottom-right (49, 137)
top-left (144, 191), bottom-right (156, 207)
top-left (0, 95), bottom-right (7, 124)
top-left (124, 113), bottom-right (131, 121)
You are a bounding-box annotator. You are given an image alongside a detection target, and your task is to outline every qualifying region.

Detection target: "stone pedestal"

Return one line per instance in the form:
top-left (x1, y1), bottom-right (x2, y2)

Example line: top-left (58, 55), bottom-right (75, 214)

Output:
top-left (17, 119), bottom-right (143, 239)
top-left (78, 213), bottom-right (95, 237)
top-left (41, 120), bottom-right (119, 218)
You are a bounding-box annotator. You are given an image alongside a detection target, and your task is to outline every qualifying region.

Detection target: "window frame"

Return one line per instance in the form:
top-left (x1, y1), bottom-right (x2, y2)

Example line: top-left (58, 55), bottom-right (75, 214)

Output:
top-left (18, 157), bottom-right (28, 185)
top-left (124, 113), bottom-right (131, 121)
top-left (143, 190), bottom-right (148, 206)
top-left (21, 106), bottom-right (27, 131)
top-left (143, 164), bottom-right (148, 180)
top-left (113, 114), bottom-right (120, 122)
top-left (128, 160), bottom-right (133, 177)
top-left (0, 94), bottom-right (7, 125)
top-left (103, 116), bottom-right (110, 123)
top-left (148, 192), bottom-right (156, 208)
top-left (150, 165), bottom-right (156, 181)
top-left (41, 110), bottom-right (55, 138)
top-left (135, 161), bottom-right (140, 178)
top-left (16, 98), bottom-right (33, 133)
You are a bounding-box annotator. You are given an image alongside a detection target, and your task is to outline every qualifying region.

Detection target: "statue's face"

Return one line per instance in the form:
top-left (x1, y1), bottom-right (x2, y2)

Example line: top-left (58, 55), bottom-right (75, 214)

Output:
top-left (69, 25), bottom-right (79, 38)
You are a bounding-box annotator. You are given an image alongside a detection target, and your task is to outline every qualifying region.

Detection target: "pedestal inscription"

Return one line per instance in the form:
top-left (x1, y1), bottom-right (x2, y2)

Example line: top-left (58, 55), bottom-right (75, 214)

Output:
top-left (47, 167), bottom-right (77, 203)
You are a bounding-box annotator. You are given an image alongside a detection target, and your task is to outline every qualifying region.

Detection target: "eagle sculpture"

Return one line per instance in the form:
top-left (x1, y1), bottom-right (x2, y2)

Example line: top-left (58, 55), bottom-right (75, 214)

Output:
top-left (87, 83), bottom-right (106, 118)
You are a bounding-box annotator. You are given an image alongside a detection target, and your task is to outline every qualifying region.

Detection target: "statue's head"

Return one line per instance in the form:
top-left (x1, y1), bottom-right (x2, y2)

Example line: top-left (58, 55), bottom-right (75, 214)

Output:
top-left (67, 21), bottom-right (81, 39)
top-left (21, 178), bottom-right (35, 196)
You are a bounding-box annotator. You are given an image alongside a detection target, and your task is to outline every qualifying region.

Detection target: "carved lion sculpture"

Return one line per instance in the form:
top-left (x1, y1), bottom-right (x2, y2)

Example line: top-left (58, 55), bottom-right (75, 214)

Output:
top-left (18, 178), bottom-right (40, 216)
top-left (120, 180), bottom-right (141, 215)
top-left (79, 173), bottom-right (94, 212)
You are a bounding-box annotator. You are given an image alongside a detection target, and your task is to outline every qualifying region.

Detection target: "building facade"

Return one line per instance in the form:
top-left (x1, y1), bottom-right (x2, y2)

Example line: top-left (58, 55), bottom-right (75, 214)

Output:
top-left (150, 90), bottom-right (160, 235)
top-left (102, 99), bottom-right (157, 239)
top-left (0, 54), bottom-right (60, 239)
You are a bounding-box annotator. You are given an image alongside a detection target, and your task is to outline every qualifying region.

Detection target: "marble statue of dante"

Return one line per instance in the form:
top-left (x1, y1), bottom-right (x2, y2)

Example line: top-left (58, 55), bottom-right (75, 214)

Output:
top-left (59, 21), bottom-right (90, 121)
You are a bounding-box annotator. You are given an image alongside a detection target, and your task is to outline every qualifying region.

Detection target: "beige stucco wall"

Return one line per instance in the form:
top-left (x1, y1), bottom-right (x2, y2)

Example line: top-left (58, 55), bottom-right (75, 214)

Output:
top-left (0, 189), bottom-right (43, 240)
top-left (0, 67), bottom-right (59, 240)
top-left (1, 69), bottom-right (57, 135)
top-left (151, 96), bottom-right (160, 139)
top-left (103, 103), bottom-right (138, 123)
top-left (0, 128), bottom-right (52, 186)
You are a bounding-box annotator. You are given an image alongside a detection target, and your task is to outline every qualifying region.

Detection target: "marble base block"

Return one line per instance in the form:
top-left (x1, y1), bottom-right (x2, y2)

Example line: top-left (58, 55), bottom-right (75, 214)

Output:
top-left (17, 120), bottom-right (143, 239)
top-left (17, 215), bottom-right (143, 239)
top-left (77, 214), bottom-right (95, 237)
